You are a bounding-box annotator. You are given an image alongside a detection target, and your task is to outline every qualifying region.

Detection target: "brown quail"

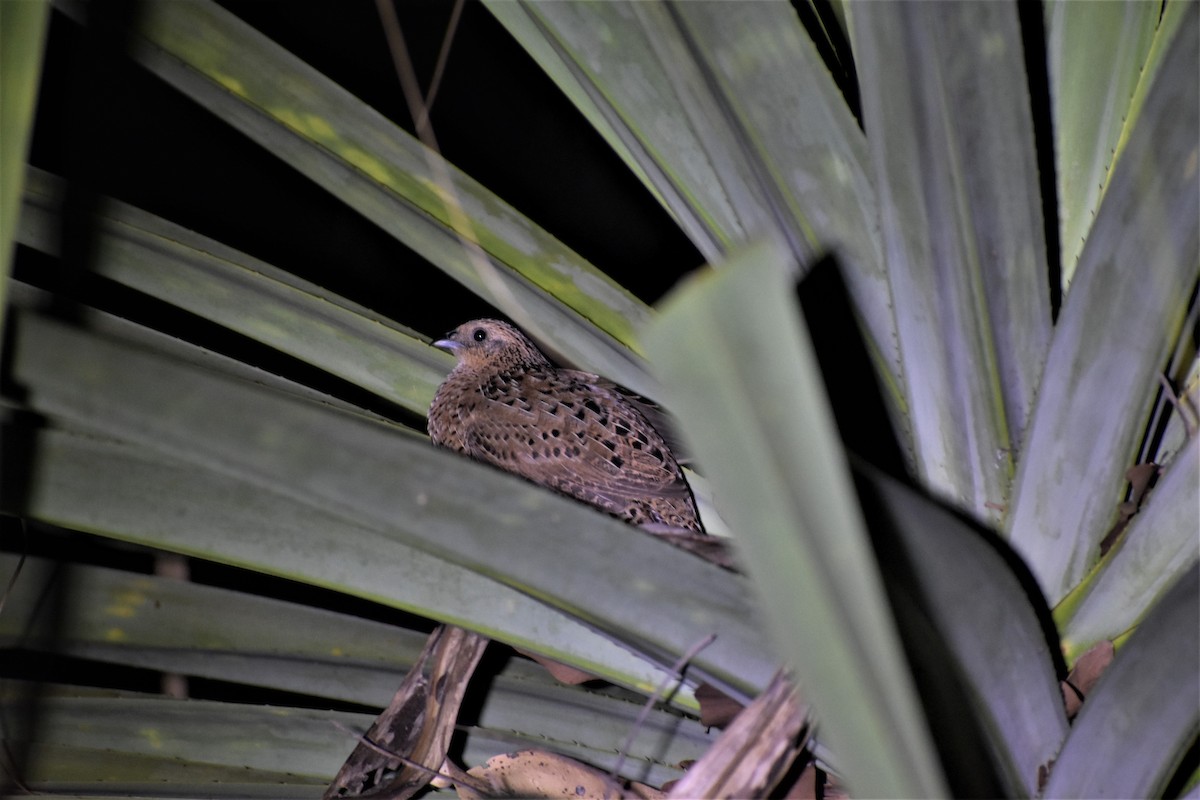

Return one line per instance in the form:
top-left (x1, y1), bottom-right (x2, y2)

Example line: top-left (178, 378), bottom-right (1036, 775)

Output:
top-left (428, 319), bottom-right (704, 533)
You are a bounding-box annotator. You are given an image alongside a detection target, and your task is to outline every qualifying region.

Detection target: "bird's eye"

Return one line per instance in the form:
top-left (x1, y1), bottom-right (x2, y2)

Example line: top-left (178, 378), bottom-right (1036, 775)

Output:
top-left (472, 328), bottom-right (487, 342)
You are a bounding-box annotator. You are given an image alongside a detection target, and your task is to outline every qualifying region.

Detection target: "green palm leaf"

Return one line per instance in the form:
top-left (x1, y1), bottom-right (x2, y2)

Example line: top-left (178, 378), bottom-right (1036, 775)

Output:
top-left (10, 311), bottom-right (771, 700)
top-left (0, 0), bottom-right (49, 324)
top-left (851, 0), bottom-right (1051, 523)
top-left (645, 240), bottom-right (944, 798)
top-left (4, 0), bottom-right (1198, 796)
top-left (92, 0), bottom-right (656, 394)
top-left (1006, 8), bottom-right (1198, 605)
top-left (1047, 0), bottom-right (1160, 287)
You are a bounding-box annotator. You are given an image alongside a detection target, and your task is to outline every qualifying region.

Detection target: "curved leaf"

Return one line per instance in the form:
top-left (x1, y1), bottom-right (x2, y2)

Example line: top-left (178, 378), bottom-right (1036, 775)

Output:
top-left (1057, 441), bottom-right (1200, 662)
top-left (856, 467), bottom-right (1068, 796)
top-left (1043, 565), bottom-right (1199, 798)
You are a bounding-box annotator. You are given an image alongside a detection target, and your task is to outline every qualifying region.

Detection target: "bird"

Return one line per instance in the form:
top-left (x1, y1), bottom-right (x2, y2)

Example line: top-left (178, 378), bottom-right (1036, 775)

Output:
top-left (428, 318), bottom-right (704, 534)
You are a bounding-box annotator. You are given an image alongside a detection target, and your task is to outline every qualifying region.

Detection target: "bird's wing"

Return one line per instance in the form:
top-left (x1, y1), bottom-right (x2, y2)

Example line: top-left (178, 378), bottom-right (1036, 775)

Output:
top-left (564, 371), bottom-right (694, 466)
top-left (460, 369), bottom-right (694, 507)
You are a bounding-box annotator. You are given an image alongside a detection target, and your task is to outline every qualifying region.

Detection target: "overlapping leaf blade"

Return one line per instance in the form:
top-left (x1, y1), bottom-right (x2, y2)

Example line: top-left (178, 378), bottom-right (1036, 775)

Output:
top-left (17, 168), bottom-right (449, 416)
top-left (1, 402), bottom-right (702, 706)
top-left (9, 680), bottom-right (707, 794)
top-left (1056, 442), bottom-right (1200, 662)
top-left (9, 312), bottom-right (773, 702)
top-left (0, 556), bottom-right (713, 785)
top-left (1043, 565), bottom-right (1199, 798)
top-left (1007, 8), bottom-right (1199, 604)
top-left (7, 278), bottom-right (395, 420)
top-left (851, 0), bottom-right (1051, 525)
top-left (486, 0), bottom-right (910, 452)
top-left (13, 424), bottom-right (670, 686)
top-left (485, 0), bottom-right (757, 263)
top-left (88, 0), bottom-right (657, 396)
top-left (857, 469), bottom-right (1068, 796)
top-left (644, 240), bottom-right (945, 799)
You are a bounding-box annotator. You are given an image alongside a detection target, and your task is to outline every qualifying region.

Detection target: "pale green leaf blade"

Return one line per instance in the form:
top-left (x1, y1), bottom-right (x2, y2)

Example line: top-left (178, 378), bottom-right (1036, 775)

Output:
top-left (485, 0), bottom-right (756, 262)
top-left (1007, 10), bottom-right (1199, 604)
top-left (9, 313), bottom-right (772, 700)
top-left (488, 1), bottom-right (909, 444)
top-left (0, 554), bottom-right (714, 783)
top-left (0, 0), bottom-right (49, 329)
top-left (1047, 0), bottom-right (1160, 287)
top-left (16, 168), bottom-right (449, 416)
top-left (643, 240), bottom-right (945, 799)
top-left (7, 278), bottom-right (393, 421)
top-left (6, 687), bottom-right (350, 790)
top-left (3, 422), bottom-right (694, 705)
top-left (1057, 442), bottom-right (1200, 662)
top-left (670, 2), bottom-right (907, 448)
top-left (1043, 565), bottom-right (1199, 798)
top-left (10, 681), bottom-right (708, 792)
top-left (0, 553), bottom-right (410, 670)
top-left (851, 1), bottom-right (1052, 524)
top-left (107, 0), bottom-right (654, 394)
top-left (1114, 0), bottom-right (1194, 168)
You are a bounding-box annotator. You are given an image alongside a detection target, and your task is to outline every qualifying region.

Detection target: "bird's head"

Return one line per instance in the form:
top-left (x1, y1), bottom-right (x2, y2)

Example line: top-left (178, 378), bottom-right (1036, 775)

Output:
top-left (433, 319), bottom-right (552, 373)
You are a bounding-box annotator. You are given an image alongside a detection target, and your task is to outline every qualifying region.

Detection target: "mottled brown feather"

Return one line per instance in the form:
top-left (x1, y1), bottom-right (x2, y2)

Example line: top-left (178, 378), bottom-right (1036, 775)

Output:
top-left (428, 319), bottom-right (703, 532)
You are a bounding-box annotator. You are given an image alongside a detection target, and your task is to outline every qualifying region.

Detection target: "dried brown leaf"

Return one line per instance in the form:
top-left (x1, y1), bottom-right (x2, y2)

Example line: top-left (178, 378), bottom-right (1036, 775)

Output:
top-left (1061, 640), bottom-right (1114, 720)
top-left (1100, 462), bottom-right (1160, 555)
top-left (515, 647), bottom-right (601, 685)
top-left (457, 749), bottom-right (658, 800)
top-left (325, 625), bottom-right (490, 798)
top-left (668, 670), bottom-right (810, 798)
top-left (693, 682), bottom-right (745, 728)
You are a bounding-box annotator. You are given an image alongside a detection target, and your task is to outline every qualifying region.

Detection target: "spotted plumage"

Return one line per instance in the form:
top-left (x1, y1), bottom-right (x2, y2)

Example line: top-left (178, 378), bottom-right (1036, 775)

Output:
top-left (428, 319), bottom-right (704, 533)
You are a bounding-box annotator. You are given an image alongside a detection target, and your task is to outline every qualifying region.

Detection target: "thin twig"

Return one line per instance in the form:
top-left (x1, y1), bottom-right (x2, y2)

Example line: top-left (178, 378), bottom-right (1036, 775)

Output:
top-left (373, 0), bottom-right (549, 345)
top-left (419, 0), bottom-right (464, 127)
top-left (1158, 372), bottom-right (1198, 438)
top-left (0, 519), bottom-right (29, 619)
top-left (608, 633), bottom-right (718, 786)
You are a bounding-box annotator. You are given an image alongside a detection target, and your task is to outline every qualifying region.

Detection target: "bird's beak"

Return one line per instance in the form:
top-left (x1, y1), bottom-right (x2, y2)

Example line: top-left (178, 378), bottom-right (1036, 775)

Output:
top-left (433, 338), bottom-right (461, 353)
